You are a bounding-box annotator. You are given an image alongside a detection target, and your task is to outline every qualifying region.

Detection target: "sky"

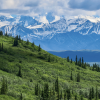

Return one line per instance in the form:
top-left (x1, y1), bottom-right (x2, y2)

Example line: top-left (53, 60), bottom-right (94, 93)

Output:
top-left (0, 0), bottom-right (100, 23)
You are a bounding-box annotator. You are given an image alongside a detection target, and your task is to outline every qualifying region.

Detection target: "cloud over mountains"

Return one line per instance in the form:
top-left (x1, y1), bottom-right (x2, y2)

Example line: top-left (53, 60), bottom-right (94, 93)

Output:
top-left (0, 0), bottom-right (100, 23)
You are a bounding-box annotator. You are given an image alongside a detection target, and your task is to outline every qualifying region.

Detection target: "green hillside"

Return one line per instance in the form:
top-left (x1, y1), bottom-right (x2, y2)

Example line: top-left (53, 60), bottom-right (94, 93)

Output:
top-left (0, 32), bottom-right (100, 100)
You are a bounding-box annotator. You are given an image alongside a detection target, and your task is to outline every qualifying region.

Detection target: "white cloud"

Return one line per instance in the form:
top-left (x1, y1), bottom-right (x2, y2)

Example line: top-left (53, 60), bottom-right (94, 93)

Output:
top-left (0, 0), bottom-right (100, 22)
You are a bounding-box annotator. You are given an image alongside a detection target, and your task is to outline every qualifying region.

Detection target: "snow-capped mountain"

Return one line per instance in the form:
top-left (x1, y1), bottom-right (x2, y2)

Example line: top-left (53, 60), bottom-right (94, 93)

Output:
top-left (0, 15), bottom-right (100, 51)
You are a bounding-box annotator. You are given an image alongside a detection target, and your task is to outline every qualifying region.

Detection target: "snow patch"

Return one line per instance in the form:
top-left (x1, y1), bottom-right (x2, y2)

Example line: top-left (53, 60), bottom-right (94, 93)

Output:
top-left (67, 25), bottom-right (77, 32)
top-left (27, 24), bottom-right (43, 29)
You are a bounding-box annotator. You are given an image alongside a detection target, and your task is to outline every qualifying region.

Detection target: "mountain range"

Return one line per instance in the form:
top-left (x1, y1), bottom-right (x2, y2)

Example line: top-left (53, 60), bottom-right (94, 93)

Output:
top-left (0, 15), bottom-right (100, 51)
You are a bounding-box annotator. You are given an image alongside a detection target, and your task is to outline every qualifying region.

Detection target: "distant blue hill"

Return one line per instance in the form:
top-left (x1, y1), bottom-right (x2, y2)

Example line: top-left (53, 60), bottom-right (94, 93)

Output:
top-left (48, 50), bottom-right (100, 62)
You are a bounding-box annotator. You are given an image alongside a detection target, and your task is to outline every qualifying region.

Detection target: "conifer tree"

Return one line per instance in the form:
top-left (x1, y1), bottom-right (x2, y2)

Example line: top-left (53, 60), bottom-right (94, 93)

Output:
top-left (55, 77), bottom-right (60, 100)
top-left (88, 88), bottom-right (92, 100)
top-left (64, 89), bottom-right (67, 100)
top-left (67, 56), bottom-right (69, 62)
top-left (32, 42), bottom-right (34, 47)
top-left (18, 35), bottom-right (21, 40)
top-left (79, 58), bottom-right (81, 67)
top-left (0, 43), bottom-right (1, 51)
top-left (80, 95), bottom-right (84, 100)
top-left (38, 44), bottom-right (41, 52)
top-left (84, 62), bottom-right (86, 69)
top-left (70, 71), bottom-right (73, 80)
top-left (59, 90), bottom-right (62, 100)
top-left (71, 58), bottom-right (72, 63)
top-left (13, 37), bottom-right (18, 46)
top-left (43, 83), bottom-right (49, 100)
top-left (0, 77), bottom-right (8, 94)
top-left (17, 66), bottom-right (22, 77)
top-left (75, 55), bottom-right (77, 65)
top-left (35, 83), bottom-right (39, 96)
top-left (95, 86), bottom-right (98, 100)
top-left (77, 73), bottom-right (80, 82)
top-left (67, 88), bottom-right (71, 100)
top-left (20, 93), bottom-right (23, 100)
top-left (2, 43), bottom-right (3, 51)
top-left (5, 31), bottom-right (7, 36)
top-left (26, 39), bottom-right (29, 45)
top-left (91, 87), bottom-right (94, 98)
top-left (75, 94), bottom-right (77, 100)
top-left (82, 57), bottom-right (84, 65)
top-left (0, 31), bottom-right (3, 36)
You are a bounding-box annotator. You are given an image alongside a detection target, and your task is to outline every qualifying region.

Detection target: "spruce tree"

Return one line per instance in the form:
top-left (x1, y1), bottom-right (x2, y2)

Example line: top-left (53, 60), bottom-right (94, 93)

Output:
top-left (0, 31), bottom-right (3, 36)
top-left (82, 57), bottom-right (84, 65)
top-left (71, 58), bottom-right (72, 63)
top-left (35, 83), bottom-right (39, 96)
top-left (38, 44), bottom-right (41, 52)
top-left (32, 42), bottom-right (34, 47)
top-left (0, 77), bottom-right (8, 94)
top-left (77, 73), bottom-right (80, 82)
top-left (55, 77), bottom-right (60, 100)
top-left (67, 88), bottom-right (71, 100)
top-left (59, 90), bottom-right (62, 99)
top-left (26, 39), bottom-right (29, 45)
top-left (84, 62), bottom-right (86, 69)
top-left (79, 58), bottom-right (81, 67)
top-left (91, 87), bottom-right (94, 98)
top-left (2, 43), bottom-right (3, 51)
top-left (88, 88), bottom-right (92, 100)
top-left (75, 94), bottom-right (77, 100)
top-left (43, 83), bottom-right (49, 100)
top-left (80, 95), bottom-right (84, 100)
top-left (17, 66), bottom-right (22, 77)
top-left (20, 93), bottom-right (23, 100)
top-left (95, 86), bottom-right (98, 100)
top-left (0, 43), bottom-right (1, 51)
top-left (75, 55), bottom-right (77, 65)
top-left (70, 71), bottom-right (73, 80)
top-left (67, 56), bottom-right (69, 62)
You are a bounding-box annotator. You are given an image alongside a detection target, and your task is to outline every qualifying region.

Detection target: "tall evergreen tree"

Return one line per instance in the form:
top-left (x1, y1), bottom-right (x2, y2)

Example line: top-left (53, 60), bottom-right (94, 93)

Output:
top-left (80, 95), bottom-right (84, 100)
top-left (70, 71), bottom-right (73, 80)
top-left (71, 58), bottom-right (72, 63)
top-left (0, 77), bottom-right (8, 94)
top-left (17, 66), bottom-right (22, 77)
top-left (82, 57), bottom-right (84, 65)
top-left (38, 44), bottom-right (41, 52)
top-left (26, 39), bottom-right (29, 45)
top-left (1, 43), bottom-right (3, 51)
top-left (67, 88), bottom-right (71, 100)
top-left (43, 83), bottom-right (49, 100)
top-left (84, 62), bottom-right (86, 69)
top-left (35, 83), bottom-right (39, 96)
top-left (32, 42), bottom-right (34, 47)
top-left (0, 43), bottom-right (1, 51)
top-left (0, 31), bottom-right (3, 36)
top-left (91, 87), bottom-right (94, 98)
top-left (77, 73), bottom-right (80, 82)
top-left (55, 77), bottom-right (60, 100)
top-left (88, 88), bottom-right (92, 100)
top-left (95, 86), bottom-right (98, 100)
top-left (79, 58), bottom-right (81, 67)
top-left (67, 56), bottom-right (69, 62)
top-left (75, 94), bottom-right (77, 100)
top-left (75, 55), bottom-right (77, 65)
top-left (20, 93), bottom-right (23, 100)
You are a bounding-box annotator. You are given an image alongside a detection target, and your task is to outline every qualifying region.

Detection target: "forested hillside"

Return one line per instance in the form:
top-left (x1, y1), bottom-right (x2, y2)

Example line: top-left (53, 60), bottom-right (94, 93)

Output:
top-left (0, 31), bottom-right (100, 100)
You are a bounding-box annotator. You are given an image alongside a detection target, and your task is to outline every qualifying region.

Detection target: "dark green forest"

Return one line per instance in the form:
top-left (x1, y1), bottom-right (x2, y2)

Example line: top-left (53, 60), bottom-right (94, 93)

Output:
top-left (0, 31), bottom-right (100, 100)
